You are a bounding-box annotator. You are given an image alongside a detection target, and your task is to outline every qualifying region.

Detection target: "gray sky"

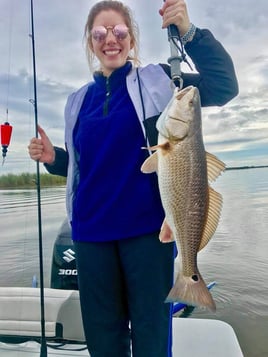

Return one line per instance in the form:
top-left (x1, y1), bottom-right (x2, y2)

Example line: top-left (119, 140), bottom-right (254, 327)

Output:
top-left (0, 0), bottom-right (268, 174)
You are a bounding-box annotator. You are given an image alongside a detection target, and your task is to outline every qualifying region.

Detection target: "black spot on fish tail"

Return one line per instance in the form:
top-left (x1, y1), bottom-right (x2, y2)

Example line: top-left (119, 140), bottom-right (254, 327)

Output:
top-left (165, 272), bottom-right (216, 311)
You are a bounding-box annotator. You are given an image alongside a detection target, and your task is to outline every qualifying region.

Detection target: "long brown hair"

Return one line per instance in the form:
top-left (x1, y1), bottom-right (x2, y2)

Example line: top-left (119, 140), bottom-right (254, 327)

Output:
top-left (84, 1), bottom-right (140, 72)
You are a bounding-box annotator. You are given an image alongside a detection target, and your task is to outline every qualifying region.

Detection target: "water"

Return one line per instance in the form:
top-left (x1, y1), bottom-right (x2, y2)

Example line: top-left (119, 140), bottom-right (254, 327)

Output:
top-left (0, 169), bottom-right (268, 357)
top-left (0, 187), bottom-right (66, 287)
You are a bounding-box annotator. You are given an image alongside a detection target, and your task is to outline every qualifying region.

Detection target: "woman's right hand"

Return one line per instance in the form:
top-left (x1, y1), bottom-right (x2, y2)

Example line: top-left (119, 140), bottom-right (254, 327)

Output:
top-left (28, 125), bottom-right (55, 164)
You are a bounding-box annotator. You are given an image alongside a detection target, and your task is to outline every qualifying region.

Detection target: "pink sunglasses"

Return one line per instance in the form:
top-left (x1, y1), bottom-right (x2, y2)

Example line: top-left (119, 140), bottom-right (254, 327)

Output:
top-left (91, 24), bottom-right (129, 42)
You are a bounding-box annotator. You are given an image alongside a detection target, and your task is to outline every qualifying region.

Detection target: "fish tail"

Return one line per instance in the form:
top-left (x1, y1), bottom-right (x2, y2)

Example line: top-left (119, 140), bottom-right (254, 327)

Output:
top-left (165, 272), bottom-right (216, 312)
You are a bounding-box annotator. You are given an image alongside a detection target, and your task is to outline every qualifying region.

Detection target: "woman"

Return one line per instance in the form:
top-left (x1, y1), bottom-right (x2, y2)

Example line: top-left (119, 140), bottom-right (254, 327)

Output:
top-left (28, 1), bottom-right (238, 356)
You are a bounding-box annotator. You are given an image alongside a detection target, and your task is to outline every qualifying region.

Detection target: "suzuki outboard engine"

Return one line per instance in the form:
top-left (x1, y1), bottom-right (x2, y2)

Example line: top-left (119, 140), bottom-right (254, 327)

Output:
top-left (50, 217), bottom-right (78, 290)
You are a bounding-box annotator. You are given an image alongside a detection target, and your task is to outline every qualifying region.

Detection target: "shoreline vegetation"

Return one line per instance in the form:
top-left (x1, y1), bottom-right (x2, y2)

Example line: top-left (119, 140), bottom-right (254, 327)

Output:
top-left (226, 165), bottom-right (268, 170)
top-left (0, 165), bottom-right (267, 189)
top-left (0, 173), bottom-right (66, 189)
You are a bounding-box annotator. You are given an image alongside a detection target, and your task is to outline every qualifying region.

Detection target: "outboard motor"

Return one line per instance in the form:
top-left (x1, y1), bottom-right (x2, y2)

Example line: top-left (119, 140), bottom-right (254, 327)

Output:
top-left (50, 217), bottom-right (78, 290)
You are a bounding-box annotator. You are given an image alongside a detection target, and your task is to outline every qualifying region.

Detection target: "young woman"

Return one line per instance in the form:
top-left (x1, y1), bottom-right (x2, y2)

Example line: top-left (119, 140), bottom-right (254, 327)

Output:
top-left (28, 1), bottom-right (238, 356)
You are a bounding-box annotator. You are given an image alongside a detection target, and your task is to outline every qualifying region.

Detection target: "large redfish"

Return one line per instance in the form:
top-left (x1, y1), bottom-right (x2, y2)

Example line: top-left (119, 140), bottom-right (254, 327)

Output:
top-left (141, 86), bottom-right (225, 311)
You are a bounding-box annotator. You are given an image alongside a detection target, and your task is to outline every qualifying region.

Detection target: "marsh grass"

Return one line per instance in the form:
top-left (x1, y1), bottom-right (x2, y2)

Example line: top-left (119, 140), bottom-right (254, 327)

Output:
top-left (0, 173), bottom-right (66, 189)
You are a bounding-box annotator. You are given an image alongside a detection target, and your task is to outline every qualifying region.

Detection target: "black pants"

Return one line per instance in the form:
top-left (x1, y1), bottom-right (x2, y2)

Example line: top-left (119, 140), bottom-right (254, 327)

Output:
top-left (74, 233), bottom-right (175, 357)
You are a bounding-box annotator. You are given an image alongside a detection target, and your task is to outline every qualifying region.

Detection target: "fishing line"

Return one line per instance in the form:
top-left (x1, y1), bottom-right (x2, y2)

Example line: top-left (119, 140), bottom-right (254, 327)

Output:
top-left (1, 0), bottom-right (14, 164)
top-left (5, 0), bottom-right (14, 120)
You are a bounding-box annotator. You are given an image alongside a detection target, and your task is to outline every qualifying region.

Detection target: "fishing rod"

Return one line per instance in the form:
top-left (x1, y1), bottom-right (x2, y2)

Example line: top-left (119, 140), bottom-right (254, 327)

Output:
top-left (166, 23), bottom-right (183, 87)
top-left (163, 0), bottom-right (184, 88)
top-left (29, 0), bottom-right (47, 356)
top-left (163, 0), bottom-right (193, 89)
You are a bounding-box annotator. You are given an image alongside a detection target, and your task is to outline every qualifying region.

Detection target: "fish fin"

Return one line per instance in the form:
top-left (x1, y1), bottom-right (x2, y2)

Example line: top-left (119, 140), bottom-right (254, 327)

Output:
top-left (141, 144), bottom-right (160, 151)
top-left (159, 219), bottom-right (175, 243)
top-left (140, 152), bottom-right (158, 173)
top-left (198, 187), bottom-right (223, 252)
top-left (206, 152), bottom-right (226, 182)
top-left (165, 272), bottom-right (216, 312)
top-left (142, 141), bottom-right (171, 152)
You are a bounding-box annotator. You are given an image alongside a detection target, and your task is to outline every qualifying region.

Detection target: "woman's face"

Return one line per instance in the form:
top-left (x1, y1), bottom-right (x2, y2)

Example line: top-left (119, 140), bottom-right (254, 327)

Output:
top-left (90, 10), bottom-right (133, 77)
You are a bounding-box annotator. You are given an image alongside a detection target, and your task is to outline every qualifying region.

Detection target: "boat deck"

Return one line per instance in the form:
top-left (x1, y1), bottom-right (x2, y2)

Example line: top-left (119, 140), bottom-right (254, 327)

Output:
top-left (0, 318), bottom-right (244, 356)
top-left (0, 287), bottom-right (244, 356)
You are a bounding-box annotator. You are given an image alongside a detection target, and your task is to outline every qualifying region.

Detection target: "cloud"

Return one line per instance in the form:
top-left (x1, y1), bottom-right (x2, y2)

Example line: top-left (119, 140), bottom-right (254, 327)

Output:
top-left (1, 0), bottom-right (268, 174)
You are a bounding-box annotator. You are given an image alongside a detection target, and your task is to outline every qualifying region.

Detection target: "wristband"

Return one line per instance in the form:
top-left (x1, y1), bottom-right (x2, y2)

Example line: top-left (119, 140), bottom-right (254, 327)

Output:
top-left (181, 23), bottom-right (196, 45)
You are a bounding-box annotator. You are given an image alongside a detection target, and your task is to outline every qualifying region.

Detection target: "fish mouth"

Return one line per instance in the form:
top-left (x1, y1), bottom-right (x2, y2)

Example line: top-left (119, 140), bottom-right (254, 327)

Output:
top-left (175, 85), bottom-right (196, 100)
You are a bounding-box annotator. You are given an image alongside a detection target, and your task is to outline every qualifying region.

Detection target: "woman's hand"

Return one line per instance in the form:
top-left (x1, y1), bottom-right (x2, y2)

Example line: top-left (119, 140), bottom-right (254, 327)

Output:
top-left (28, 125), bottom-right (55, 164)
top-left (159, 0), bottom-right (191, 36)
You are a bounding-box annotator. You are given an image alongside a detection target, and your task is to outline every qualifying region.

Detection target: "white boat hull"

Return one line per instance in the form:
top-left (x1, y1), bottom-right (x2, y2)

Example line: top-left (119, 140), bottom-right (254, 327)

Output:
top-left (0, 287), bottom-right (244, 356)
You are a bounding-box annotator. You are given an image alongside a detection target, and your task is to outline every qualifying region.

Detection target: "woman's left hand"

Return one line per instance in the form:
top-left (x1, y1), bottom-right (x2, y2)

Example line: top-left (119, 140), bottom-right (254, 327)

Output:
top-left (159, 0), bottom-right (191, 36)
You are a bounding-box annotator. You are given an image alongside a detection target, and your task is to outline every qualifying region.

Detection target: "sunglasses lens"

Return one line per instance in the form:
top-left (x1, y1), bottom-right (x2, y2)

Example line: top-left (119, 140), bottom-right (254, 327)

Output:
top-left (91, 24), bottom-right (129, 42)
top-left (91, 26), bottom-right (107, 42)
top-left (113, 24), bottom-right (129, 40)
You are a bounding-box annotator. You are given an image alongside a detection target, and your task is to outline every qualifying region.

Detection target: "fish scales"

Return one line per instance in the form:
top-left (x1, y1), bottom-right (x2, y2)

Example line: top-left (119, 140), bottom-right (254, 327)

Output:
top-left (141, 86), bottom-right (225, 311)
top-left (159, 126), bottom-right (207, 277)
